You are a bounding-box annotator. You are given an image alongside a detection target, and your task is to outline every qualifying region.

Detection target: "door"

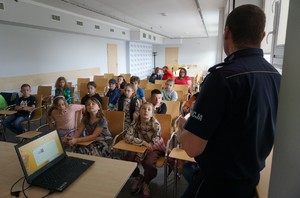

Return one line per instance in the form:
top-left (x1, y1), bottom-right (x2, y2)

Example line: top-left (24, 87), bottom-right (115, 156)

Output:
top-left (107, 44), bottom-right (118, 74)
top-left (165, 47), bottom-right (179, 66)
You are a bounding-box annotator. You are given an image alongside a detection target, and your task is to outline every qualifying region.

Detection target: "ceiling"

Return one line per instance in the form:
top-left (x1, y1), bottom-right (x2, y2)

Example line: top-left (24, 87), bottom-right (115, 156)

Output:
top-left (32, 0), bottom-right (227, 39)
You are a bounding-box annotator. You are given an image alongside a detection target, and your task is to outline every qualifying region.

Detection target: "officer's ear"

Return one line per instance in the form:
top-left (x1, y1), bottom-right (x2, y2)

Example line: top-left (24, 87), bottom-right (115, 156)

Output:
top-left (224, 26), bottom-right (230, 40)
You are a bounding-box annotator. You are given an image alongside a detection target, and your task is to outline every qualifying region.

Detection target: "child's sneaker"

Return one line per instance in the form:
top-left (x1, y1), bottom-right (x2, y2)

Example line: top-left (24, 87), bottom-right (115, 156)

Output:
top-left (131, 174), bottom-right (144, 194)
top-left (142, 182), bottom-right (150, 198)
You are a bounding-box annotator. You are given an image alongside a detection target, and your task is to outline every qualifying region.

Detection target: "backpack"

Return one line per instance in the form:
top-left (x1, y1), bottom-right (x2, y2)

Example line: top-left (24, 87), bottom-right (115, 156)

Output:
top-left (0, 92), bottom-right (19, 106)
top-left (118, 94), bottom-right (138, 121)
top-left (0, 94), bottom-right (8, 109)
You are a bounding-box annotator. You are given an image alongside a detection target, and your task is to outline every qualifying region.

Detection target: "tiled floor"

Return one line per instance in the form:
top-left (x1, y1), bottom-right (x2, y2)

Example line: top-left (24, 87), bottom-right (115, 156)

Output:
top-left (0, 119), bottom-right (190, 198)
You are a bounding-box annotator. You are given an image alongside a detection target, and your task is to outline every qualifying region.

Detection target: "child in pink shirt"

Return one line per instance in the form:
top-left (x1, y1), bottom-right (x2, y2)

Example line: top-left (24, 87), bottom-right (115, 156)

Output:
top-left (47, 96), bottom-right (85, 139)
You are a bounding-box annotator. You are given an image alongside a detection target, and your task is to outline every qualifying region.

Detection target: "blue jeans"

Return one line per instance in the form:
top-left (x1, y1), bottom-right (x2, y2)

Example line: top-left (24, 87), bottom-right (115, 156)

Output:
top-left (3, 114), bottom-right (28, 135)
top-left (182, 162), bottom-right (196, 185)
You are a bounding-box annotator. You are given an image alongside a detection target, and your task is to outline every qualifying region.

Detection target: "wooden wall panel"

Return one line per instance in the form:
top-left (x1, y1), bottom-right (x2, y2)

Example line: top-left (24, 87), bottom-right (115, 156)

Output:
top-left (0, 67), bottom-right (100, 91)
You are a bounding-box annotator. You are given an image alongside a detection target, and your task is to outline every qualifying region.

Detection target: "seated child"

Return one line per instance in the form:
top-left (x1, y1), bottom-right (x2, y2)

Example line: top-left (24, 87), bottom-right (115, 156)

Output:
top-left (55, 76), bottom-right (72, 104)
top-left (3, 84), bottom-right (36, 134)
top-left (47, 96), bottom-right (85, 139)
top-left (81, 81), bottom-right (102, 105)
top-left (115, 83), bottom-right (140, 129)
top-left (117, 75), bottom-right (127, 89)
top-left (130, 76), bottom-right (146, 103)
top-left (150, 89), bottom-right (167, 114)
top-left (162, 78), bottom-right (178, 101)
top-left (181, 92), bottom-right (199, 116)
top-left (65, 97), bottom-right (112, 157)
top-left (162, 66), bottom-right (175, 80)
top-left (106, 78), bottom-right (121, 110)
top-left (124, 102), bottom-right (166, 197)
top-left (149, 67), bottom-right (162, 84)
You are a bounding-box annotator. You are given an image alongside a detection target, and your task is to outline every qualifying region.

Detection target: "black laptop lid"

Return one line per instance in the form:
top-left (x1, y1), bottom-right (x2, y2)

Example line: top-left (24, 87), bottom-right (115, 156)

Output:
top-left (15, 130), bottom-right (66, 183)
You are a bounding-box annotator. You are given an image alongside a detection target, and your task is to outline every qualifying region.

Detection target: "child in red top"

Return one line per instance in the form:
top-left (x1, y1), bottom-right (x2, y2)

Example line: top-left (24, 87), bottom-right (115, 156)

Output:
top-left (161, 66), bottom-right (174, 80)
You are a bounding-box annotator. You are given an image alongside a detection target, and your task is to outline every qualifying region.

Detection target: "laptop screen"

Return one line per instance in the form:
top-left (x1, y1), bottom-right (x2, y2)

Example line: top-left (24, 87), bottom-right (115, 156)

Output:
top-left (15, 130), bottom-right (65, 183)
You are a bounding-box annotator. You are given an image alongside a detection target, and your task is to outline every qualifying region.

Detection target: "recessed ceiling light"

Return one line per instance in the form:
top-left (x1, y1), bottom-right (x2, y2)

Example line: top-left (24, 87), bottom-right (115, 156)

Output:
top-left (160, 13), bottom-right (168, 16)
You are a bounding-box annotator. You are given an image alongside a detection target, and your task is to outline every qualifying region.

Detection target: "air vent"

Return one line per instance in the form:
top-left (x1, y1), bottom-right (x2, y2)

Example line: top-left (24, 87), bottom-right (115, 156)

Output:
top-left (0, 3), bottom-right (4, 10)
top-left (51, 15), bottom-right (60, 21)
top-left (76, 21), bottom-right (83, 26)
top-left (95, 25), bottom-right (100, 29)
top-left (122, 31), bottom-right (126, 35)
top-left (110, 28), bottom-right (114, 32)
top-left (143, 33), bottom-right (146, 38)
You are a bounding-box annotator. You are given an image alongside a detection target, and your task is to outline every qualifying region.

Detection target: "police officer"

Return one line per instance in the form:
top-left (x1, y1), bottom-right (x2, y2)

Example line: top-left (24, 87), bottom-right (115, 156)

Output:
top-left (177, 4), bottom-right (281, 198)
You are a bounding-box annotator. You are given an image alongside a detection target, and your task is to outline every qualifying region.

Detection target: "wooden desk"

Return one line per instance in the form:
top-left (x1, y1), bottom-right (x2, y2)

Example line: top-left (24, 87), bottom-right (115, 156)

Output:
top-left (0, 110), bottom-right (17, 115)
top-left (16, 131), bottom-right (42, 139)
top-left (76, 140), bottom-right (95, 146)
top-left (113, 139), bottom-right (147, 153)
top-left (0, 142), bottom-right (137, 198)
top-left (169, 148), bottom-right (196, 198)
top-left (169, 148), bottom-right (196, 162)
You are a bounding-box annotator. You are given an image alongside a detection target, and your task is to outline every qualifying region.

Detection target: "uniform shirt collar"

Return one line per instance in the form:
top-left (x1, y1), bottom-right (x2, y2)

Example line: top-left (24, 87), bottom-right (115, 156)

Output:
top-left (224, 48), bottom-right (263, 63)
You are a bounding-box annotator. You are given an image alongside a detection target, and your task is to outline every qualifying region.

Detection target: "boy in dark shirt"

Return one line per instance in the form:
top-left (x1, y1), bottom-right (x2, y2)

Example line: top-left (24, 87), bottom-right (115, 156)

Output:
top-left (3, 84), bottom-right (36, 134)
top-left (150, 89), bottom-right (167, 114)
top-left (106, 78), bottom-right (120, 110)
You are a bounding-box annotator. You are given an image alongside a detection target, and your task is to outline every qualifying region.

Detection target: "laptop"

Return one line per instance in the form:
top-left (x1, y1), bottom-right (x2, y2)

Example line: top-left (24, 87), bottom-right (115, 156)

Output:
top-left (15, 130), bottom-right (95, 192)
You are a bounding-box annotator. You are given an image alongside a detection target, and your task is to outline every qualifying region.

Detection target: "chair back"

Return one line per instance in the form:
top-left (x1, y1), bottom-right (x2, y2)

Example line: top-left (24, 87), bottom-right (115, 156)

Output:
top-left (77, 78), bottom-right (90, 87)
top-left (37, 86), bottom-right (52, 98)
top-left (190, 76), bottom-right (195, 85)
top-left (176, 90), bottom-right (185, 103)
top-left (145, 83), bottom-right (162, 90)
top-left (94, 78), bottom-right (109, 87)
top-left (79, 83), bottom-right (88, 99)
top-left (112, 75), bottom-right (119, 81)
top-left (154, 80), bottom-right (167, 86)
top-left (76, 78), bottom-right (90, 98)
top-left (173, 84), bottom-right (189, 96)
top-left (75, 109), bottom-right (83, 129)
top-left (37, 85), bottom-right (52, 107)
top-left (103, 110), bottom-right (125, 138)
top-left (22, 94), bottom-right (43, 131)
top-left (93, 75), bottom-right (104, 82)
top-left (101, 96), bottom-right (109, 110)
top-left (69, 86), bottom-right (76, 104)
top-left (120, 74), bottom-right (131, 83)
top-left (155, 114), bottom-right (172, 145)
top-left (97, 86), bottom-right (108, 96)
top-left (30, 94), bottom-right (43, 120)
top-left (144, 89), bottom-right (152, 102)
top-left (104, 73), bottom-right (114, 79)
top-left (163, 100), bottom-right (181, 125)
top-left (67, 82), bottom-right (72, 87)
top-left (139, 80), bottom-right (148, 89)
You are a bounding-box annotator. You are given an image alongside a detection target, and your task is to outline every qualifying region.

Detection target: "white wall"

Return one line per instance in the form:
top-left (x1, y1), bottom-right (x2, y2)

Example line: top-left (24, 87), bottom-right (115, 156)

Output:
top-left (129, 42), bottom-right (153, 80)
top-left (153, 37), bottom-right (218, 70)
top-left (268, 0), bottom-right (300, 197)
top-left (0, 23), bottom-right (127, 78)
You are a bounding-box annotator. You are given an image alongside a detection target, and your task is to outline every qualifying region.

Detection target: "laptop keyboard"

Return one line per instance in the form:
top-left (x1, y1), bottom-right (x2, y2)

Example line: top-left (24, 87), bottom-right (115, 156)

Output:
top-left (34, 156), bottom-right (94, 191)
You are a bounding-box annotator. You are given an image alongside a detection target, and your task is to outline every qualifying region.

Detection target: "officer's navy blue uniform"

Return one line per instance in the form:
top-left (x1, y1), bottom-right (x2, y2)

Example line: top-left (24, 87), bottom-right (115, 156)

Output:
top-left (184, 48), bottom-right (281, 198)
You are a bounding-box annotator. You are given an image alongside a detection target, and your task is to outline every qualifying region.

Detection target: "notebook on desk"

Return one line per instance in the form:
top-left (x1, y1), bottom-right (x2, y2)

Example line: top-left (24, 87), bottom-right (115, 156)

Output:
top-left (15, 130), bottom-right (95, 192)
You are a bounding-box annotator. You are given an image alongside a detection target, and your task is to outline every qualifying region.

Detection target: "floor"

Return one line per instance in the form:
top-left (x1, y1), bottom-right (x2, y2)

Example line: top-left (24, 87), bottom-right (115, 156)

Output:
top-left (0, 117), bottom-right (189, 198)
